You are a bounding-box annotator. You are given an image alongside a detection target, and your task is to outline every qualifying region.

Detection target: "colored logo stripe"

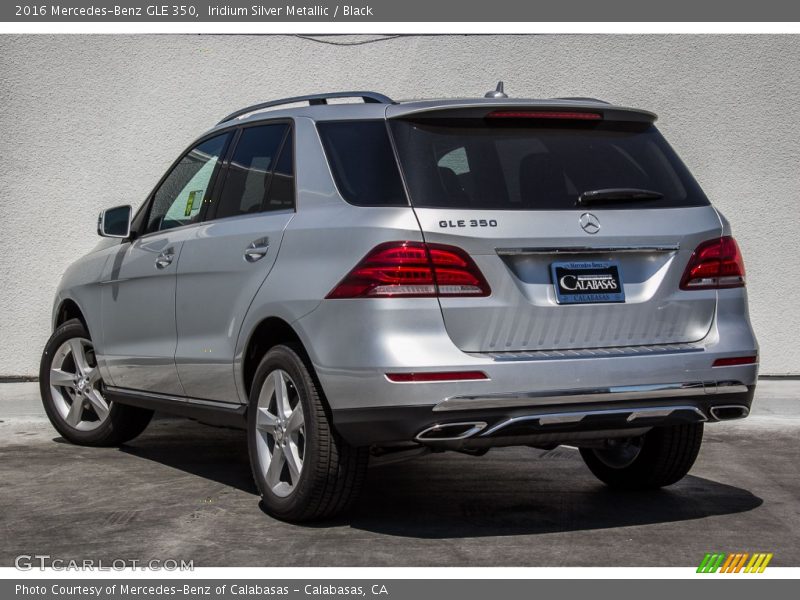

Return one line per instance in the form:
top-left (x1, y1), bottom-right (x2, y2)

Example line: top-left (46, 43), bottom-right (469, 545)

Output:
top-left (697, 553), bottom-right (726, 573)
top-left (745, 553), bottom-right (773, 573)
top-left (720, 553), bottom-right (749, 573)
top-left (697, 552), bottom-right (773, 573)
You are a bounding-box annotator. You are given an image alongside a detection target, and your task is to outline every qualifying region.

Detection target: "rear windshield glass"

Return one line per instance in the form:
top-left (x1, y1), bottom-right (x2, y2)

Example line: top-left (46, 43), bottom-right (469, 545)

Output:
top-left (389, 119), bottom-right (709, 210)
top-left (317, 121), bottom-right (408, 207)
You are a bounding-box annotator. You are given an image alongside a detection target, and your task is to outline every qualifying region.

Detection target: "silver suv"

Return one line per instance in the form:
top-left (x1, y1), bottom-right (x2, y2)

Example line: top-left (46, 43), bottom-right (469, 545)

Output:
top-left (40, 89), bottom-right (758, 521)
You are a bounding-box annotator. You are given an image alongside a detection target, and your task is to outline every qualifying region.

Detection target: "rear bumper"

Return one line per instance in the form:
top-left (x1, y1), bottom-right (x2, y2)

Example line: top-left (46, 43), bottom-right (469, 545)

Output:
top-left (333, 383), bottom-right (755, 448)
top-left (293, 290), bottom-right (758, 447)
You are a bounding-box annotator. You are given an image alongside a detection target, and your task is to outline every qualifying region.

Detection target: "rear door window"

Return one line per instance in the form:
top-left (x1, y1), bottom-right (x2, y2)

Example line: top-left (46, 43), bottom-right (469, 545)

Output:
top-left (389, 119), bottom-right (709, 210)
top-left (214, 123), bottom-right (292, 219)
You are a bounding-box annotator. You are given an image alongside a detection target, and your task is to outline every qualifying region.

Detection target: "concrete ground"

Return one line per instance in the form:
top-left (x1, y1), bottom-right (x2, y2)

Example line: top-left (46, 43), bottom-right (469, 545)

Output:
top-left (0, 380), bottom-right (797, 567)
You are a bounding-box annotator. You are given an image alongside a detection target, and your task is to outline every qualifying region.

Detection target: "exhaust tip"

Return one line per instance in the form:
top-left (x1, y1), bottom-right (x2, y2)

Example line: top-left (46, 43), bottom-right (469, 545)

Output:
top-left (709, 405), bottom-right (750, 421)
top-left (415, 421), bottom-right (487, 442)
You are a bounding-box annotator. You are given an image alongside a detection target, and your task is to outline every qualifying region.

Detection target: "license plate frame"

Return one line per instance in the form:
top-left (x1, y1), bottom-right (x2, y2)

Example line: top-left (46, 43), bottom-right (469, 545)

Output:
top-left (550, 260), bottom-right (626, 305)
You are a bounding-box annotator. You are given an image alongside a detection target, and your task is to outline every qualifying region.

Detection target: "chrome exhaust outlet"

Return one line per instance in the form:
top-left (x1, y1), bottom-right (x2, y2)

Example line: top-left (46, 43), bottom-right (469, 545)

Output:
top-left (415, 421), bottom-right (487, 442)
top-left (709, 405), bottom-right (750, 421)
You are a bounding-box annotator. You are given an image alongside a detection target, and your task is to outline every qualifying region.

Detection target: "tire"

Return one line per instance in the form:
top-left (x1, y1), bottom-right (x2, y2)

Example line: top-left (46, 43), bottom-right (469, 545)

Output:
top-left (579, 423), bottom-right (704, 489)
top-left (39, 318), bottom-right (153, 447)
top-left (247, 343), bottom-right (369, 522)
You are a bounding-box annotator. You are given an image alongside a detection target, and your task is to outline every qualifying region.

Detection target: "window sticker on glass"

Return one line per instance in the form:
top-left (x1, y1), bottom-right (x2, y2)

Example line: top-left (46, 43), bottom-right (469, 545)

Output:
top-left (184, 190), bottom-right (203, 217)
top-left (161, 158), bottom-right (218, 227)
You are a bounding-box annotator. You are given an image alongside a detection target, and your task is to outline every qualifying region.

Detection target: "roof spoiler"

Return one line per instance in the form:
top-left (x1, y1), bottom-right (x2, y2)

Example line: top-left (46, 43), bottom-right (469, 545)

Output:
top-left (385, 100), bottom-right (657, 123)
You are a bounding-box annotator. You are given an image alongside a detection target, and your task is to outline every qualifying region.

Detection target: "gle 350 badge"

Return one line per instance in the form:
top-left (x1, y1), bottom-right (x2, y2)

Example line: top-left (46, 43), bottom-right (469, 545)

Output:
top-left (550, 261), bottom-right (626, 304)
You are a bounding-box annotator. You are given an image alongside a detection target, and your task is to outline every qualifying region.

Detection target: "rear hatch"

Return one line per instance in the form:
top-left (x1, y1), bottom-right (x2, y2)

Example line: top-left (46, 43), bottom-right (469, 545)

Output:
top-left (387, 101), bottom-right (721, 353)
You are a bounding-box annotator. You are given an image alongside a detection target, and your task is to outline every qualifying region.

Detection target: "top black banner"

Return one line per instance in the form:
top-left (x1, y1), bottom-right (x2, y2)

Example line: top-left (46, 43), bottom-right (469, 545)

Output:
top-left (4, 0), bottom-right (800, 22)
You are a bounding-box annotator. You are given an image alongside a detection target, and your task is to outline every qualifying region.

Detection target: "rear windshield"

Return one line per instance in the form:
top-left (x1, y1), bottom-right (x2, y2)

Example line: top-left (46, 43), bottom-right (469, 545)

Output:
top-left (389, 119), bottom-right (709, 210)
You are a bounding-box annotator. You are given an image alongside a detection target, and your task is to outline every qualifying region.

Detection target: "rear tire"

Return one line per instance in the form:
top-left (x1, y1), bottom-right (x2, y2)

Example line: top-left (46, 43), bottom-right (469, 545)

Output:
top-left (247, 344), bottom-right (369, 522)
top-left (580, 423), bottom-right (704, 489)
top-left (40, 318), bottom-right (153, 447)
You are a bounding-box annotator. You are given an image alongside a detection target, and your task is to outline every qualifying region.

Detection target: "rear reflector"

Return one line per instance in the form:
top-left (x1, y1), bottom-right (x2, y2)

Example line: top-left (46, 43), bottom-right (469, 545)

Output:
top-left (326, 241), bottom-right (491, 299)
top-left (386, 371), bottom-right (489, 383)
top-left (487, 110), bottom-right (603, 121)
top-left (680, 236), bottom-right (746, 290)
top-left (712, 356), bottom-right (758, 367)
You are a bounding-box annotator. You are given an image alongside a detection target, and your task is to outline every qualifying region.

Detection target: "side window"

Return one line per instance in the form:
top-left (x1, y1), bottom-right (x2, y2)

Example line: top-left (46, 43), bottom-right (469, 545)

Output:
top-left (437, 146), bottom-right (470, 175)
top-left (215, 123), bottom-right (289, 219)
top-left (436, 146), bottom-right (474, 205)
top-left (317, 121), bottom-right (407, 207)
top-left (146, 133), bottom-right (229, 234)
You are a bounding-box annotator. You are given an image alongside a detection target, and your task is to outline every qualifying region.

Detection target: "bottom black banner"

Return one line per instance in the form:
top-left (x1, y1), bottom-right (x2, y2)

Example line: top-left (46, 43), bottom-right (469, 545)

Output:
top-left (3, 579), bottom-right (795, 600)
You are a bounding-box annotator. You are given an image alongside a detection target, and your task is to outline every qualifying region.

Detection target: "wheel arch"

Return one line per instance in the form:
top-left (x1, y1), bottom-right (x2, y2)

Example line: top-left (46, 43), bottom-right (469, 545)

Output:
top-left (241, 316), bottom-right (309, 399)
top-left (54, 298), bottom-right (89, 333)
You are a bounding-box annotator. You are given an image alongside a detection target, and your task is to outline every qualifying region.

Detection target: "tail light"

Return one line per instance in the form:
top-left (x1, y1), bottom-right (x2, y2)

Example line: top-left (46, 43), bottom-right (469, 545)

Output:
top-left (680, 237), bottom-right (746, 290)
top-left (326, 241), bottom-right (491, 299)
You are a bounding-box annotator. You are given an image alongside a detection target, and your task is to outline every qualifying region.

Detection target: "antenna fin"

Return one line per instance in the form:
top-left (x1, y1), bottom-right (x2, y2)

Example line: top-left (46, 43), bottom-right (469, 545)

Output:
top-left (484, 81), bottom-right (508, 99)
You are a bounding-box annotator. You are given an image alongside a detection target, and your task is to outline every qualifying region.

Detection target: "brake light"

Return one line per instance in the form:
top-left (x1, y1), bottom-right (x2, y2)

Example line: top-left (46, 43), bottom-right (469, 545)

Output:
top-left (680, 236), bottom-right (746, 290)
top-left (386, 371), bottom-right (489, 383)
top-left (487, 110), bottom-right (602, 121)
top-left (326, 241), bottom-right (491, 299)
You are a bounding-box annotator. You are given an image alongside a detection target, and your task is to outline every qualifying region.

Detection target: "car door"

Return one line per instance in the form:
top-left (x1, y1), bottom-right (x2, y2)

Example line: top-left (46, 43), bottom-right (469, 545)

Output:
top-left (174, 122), bottom-right (295, 402)
top-left (100, 132), bottom-right (231, 395)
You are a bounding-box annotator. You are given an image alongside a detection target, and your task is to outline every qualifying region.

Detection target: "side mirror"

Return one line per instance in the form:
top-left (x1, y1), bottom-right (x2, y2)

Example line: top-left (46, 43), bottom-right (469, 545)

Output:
top-left (97, 205), bottom-right (132, 238)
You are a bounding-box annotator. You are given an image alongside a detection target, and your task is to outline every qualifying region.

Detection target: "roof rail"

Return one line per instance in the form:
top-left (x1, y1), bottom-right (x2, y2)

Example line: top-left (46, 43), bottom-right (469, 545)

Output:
top-left (217, 91), bottom-right (394, 125)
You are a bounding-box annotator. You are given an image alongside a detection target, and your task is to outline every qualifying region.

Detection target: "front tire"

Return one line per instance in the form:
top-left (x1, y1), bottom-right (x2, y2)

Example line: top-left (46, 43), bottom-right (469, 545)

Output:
top-left (40, 318), bottom-right (153, 447)
top-left (247, 344), bottom-right (368, 522)
top-left (580, 423), bottom-right (704, 489)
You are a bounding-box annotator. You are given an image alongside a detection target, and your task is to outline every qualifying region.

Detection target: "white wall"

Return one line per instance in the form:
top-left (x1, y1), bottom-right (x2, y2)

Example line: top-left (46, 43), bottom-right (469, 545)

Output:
top-left (0, 34), bottom-right (797, 376)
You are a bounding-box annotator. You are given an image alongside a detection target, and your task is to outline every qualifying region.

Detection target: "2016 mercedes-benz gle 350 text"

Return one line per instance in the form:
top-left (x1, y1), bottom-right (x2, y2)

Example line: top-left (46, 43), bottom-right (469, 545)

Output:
top-left (41, 86), bottom-right (758, 521)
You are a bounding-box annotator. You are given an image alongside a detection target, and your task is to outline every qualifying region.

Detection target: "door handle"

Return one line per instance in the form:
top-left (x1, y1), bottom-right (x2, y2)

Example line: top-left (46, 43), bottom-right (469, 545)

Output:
top-left (244, 237), bottom-right (270, 262)
top-left (155, 248), bottom-right (175, 269)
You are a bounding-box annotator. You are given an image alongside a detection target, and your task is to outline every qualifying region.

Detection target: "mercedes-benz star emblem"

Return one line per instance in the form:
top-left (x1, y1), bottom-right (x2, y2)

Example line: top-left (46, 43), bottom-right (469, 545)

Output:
top-left (579, 212), bottom-right (601, 234)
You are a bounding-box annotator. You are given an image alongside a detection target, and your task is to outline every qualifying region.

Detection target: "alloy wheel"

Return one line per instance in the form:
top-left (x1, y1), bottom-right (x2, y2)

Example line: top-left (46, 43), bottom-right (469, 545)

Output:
top-left (49, 337), bottom-right (110, 431)
top-left (254, 369), bottom-right (306, 497)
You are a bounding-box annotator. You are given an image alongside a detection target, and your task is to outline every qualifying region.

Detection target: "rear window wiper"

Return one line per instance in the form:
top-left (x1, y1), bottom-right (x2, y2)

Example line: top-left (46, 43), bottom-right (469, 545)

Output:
top-left (578, 188), bottom-right (664, 206)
